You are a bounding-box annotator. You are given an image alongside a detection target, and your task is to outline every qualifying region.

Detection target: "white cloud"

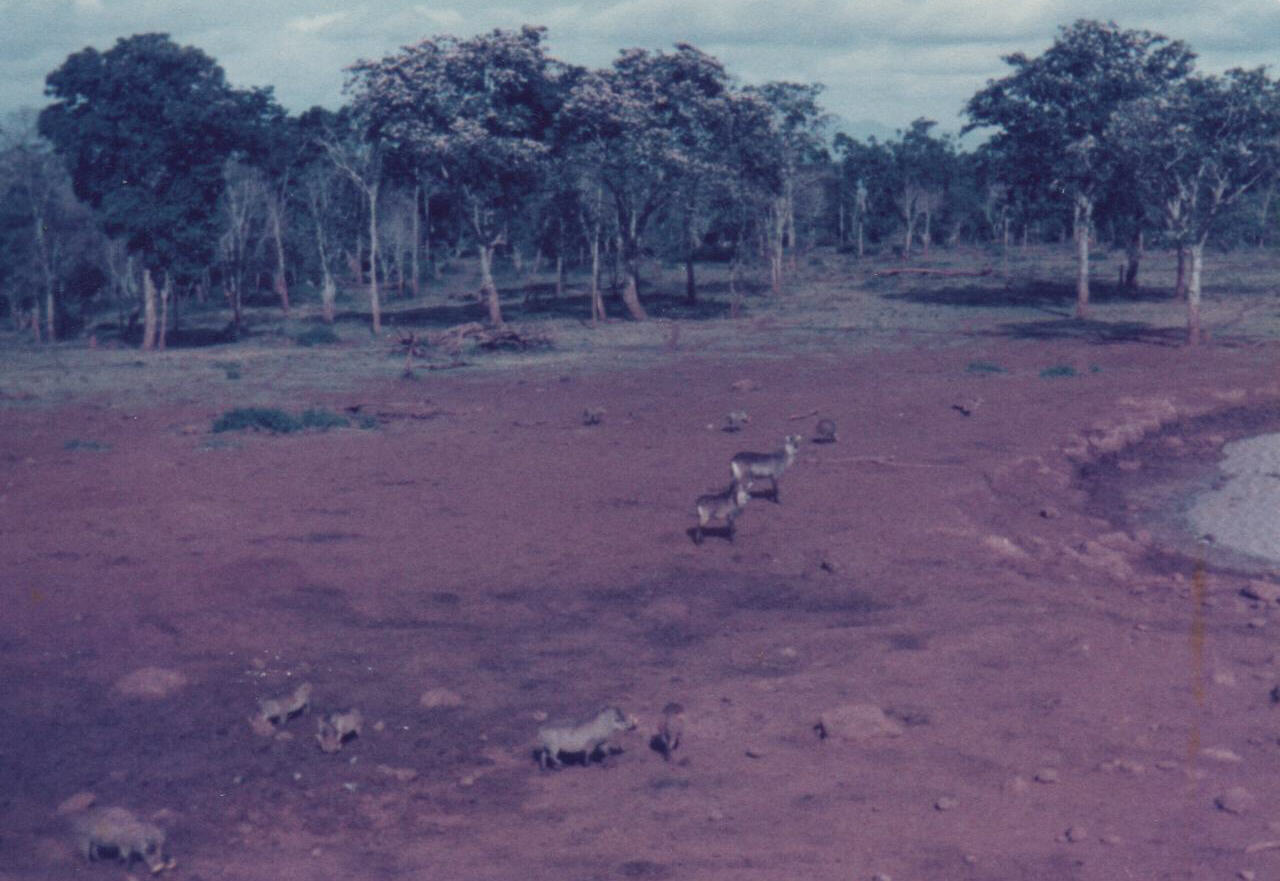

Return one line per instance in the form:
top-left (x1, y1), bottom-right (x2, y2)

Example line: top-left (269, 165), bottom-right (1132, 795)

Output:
top-left (285, 11), bottom-right (348, 34)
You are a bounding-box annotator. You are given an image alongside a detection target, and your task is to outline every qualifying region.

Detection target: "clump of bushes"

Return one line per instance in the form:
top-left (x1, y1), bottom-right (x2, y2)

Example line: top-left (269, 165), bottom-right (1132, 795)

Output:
top-left (212, 406), bottom-right (376, 435)
top-left (213, 407), bottom-right (303, 434)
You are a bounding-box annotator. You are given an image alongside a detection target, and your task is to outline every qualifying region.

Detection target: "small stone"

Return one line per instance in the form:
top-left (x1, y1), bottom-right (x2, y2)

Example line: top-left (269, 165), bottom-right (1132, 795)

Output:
top-left (744, 747), bottom-right (766, 759)
top-left (1155, 760), bottom-right (1179, 771)
top-left (707, 807), bottom-right (725, 822)
top-left (871, 874), bottom-right (892, 881)
top-left (113, 667), bottom-right (188, 699)
top-left (1239, 870), bottom-right (1257, 880)
top-left (1100, 834), bottom-right (1122, 846)
top-left (1034, 768), bottom-right (1060, 784)
top-left (1004, 775), bottom-right (1030, 795)
top-left (1216, 787), bottom-right (1256, 815)
top-left (815, 703), bottom-right (903, 741)
top-left (1202, 747), bottom-right (1243, 763)
top-left (419, 687), bottom-right (463, 709)
top-left (458, 775), bottom-right (475, 787)
top-left (934, 796), bottom-right (959, 811)
top-left (54, 791), bottom-right (96, 815)
top-left (1064, 825), bottom-right (1088, 843)
top-left (1243, 582), bottom-right (1280, 603)
top-left (375, 764), bottom-right (418, 783)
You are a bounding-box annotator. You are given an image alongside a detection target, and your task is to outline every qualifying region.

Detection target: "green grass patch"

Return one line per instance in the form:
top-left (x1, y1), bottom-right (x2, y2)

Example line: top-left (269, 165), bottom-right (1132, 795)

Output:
top-left (63, 438), bottom-right (110, 452)
top-left (213, 407), bottom-right (303, 434)
top-left (1039, 364), bottom-right (1077, 378)
top-left (965, 361), bottom-right (1007, 374)
top-left (212, 406), bottom-right (370, 435)
top-left (300, 408), bottom-right (350, 430)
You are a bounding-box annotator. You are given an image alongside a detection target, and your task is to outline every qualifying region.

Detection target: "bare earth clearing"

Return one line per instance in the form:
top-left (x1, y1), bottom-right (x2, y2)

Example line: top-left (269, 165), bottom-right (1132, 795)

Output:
top-left (3, 250), bottom-right (1280, 880)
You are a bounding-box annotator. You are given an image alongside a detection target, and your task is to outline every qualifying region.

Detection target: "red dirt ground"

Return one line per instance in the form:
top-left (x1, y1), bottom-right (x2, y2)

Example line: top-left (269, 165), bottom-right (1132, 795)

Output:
top-left (4, 334), bottom-right (1280, 880)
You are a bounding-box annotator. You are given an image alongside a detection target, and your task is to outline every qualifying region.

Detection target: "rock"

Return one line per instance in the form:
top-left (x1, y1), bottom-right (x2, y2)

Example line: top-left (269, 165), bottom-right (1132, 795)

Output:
top-left (1034, 768), bottom-right (1060, 784)
top-left (375, 764), bottom-right (418, 783)
top-left (1004, 775), bottom-right (1030, 796)
top-left (815, 703), bottom-right (903, 741)
top-left (1244, 581), bottom-right (1280, 603)
top-left (1216, 787), bottom-right (1256, 815)
top-left (1060, 825), bottom-right (1087, 843)
top-left (934, 796), bottom-right (959, 811)
top-left (55, 791), bottom-right (97, 815)
top-left (730, 379), bottom-right (761, 392)
top-left (1201, 747), bottom-right (1243, 763)
top-left (419, 687), bottom-right (464, 709)
top-left (113, 667), bottom-right (188, 699)
top-left (1098, 758), bottom-right (1145, 774)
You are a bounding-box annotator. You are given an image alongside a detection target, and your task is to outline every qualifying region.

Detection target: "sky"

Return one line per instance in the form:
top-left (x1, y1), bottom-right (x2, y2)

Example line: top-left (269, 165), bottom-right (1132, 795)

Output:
top-left (2, 0), bottom-right (1279, 140)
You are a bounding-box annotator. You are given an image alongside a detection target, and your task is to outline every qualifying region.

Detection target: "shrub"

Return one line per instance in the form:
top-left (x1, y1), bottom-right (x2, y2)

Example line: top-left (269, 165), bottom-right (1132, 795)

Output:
top-left (212, 407), bottom-right (302, 434)
top-left (1039, 364), bottom-right (1077, 378)
top-left (299, 408), bottom-right (350, 430)
top-left (966, 361), bottom-right (1006, 374)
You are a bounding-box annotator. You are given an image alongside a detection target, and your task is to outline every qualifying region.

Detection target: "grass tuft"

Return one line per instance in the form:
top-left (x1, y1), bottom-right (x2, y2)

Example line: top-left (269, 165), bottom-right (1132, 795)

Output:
top-left (965, 361), bottom-right (1006, 374)
top-left (1039, 364), bottom-right (1077, 378)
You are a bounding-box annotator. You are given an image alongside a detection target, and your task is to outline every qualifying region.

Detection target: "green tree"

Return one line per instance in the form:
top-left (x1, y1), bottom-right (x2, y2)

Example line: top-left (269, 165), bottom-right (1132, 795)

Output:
top-left (1109, 68), bottom-right (1280, 343)
top-left (966, 20), bottom-right (1194, 317)
top-left (39, 33), bottom-right (271, 348)
top-left (347, 26), bottom-right (562, 326)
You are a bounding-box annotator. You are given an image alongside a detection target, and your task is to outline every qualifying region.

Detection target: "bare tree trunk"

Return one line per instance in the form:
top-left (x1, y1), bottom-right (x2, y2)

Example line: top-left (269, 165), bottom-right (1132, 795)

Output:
top-left (589, 232), bottom-right (606, 324)
top-left (320, 273), bottom-right (336, 325)
top-left (268, 196), bottom-right (290, 316)
top-left (1123, 228), bottom-right (1142, 290)
top-left (142, 268), bottom-right (159, 350)
top-left (157, 273), bottom-right (170, 351)
top-left (1174, 243), bottom-right (1187, 300)
top-left (921, 209), bottom-right (933, 259)
top-left (478, 242), bottom-right (503, 326)
top-left (1073, 194), bottom-right (1092, 319)
top-left (1187, 240), bottom-right (1204, 346)
top-left (411, 182), bottom-right (421, 298)
top-left (367, 183), bottom-right (382, 334)
top-left (45, 285), bottom-right (56, 344)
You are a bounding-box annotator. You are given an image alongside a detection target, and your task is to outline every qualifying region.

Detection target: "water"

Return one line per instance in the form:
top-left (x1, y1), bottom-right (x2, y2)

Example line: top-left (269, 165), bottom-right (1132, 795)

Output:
top-left (1188, 432), bottom-right (1280, 565)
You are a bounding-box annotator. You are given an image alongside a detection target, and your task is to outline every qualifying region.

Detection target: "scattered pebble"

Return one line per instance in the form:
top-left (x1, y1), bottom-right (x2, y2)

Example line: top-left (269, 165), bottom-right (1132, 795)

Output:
top-left (1201, 747), bottom-right (1243, 763)
top-left (419, 687), bottom-right (464, 710)
top-left (815, 704), bottom-right (903, 741)
top-left (375, 764), bottom-right (418, 783)
top-left (1216, 787), bottom-right (1256, 815)
top-left (113, 667), bottom-right (188, 699)
top-left (744, 746), bottom-right (766, 759)
top-left (55, 791), bottom-right (97, 816)
top-left (1098, 758), bottom-right (1145, 774)
top-left (934, 796), bottom-right (958, 812)
top-left (1034, 768), bottom-right (1060, 784)
top-left (1058, 825), bottom-right (1087, 843)
top-left (1243, 582), bottom-right (1280, 603)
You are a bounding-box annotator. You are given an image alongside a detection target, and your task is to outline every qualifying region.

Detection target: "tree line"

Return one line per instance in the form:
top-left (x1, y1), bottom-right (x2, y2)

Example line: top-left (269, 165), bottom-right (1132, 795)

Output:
top-left (1, 19), bottom-right (1277, 347)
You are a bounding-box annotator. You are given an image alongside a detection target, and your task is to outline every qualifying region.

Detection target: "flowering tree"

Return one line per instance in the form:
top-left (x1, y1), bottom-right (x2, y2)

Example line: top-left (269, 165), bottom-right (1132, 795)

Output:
top-left (346, 26), bottom-right (560, 326)
top-left (561, 44), bottom-right (744, 319)
top-left (1109, 68), bottom-right (1280, 343)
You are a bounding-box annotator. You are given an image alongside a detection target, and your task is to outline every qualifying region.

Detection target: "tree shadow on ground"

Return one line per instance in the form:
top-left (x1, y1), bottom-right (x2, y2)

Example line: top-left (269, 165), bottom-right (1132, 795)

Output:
top-left (884, 278), bottom-right (1171, 310)
top-left (986, 318), bottom-right (1187, 346)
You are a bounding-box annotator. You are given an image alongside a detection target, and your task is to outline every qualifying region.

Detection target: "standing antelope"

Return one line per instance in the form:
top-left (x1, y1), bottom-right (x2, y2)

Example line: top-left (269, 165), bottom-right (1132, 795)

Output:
top-left (693, 480), bottom-right (750, 544)
top-left (730, 435), bottom-right (802, 503)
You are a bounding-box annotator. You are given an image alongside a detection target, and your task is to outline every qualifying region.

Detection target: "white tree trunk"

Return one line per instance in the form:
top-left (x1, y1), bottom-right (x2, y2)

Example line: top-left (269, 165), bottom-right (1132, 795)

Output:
top-left (142, 268), bottom-right (159, 351)
top-left (1187, 240), bottom-right (1204, 346)
top-left (1073, 194), bottom-right (1092, 318)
